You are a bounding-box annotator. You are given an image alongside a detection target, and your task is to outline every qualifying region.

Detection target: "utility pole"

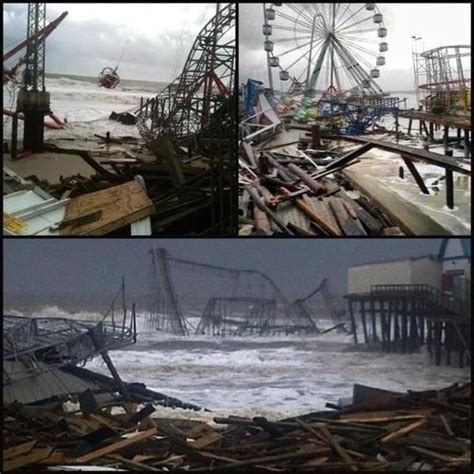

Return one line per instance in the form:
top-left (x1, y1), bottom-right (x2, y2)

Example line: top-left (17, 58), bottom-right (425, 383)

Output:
top-left (16, 3), bottom-right (51, 152)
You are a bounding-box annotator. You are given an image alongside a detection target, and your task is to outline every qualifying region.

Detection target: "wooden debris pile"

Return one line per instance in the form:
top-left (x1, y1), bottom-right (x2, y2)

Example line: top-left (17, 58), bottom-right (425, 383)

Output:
top-left (3, 382), bottom-right (470, 471)
top-left (239, 127), bottom-right (403, 236)
top-left (5, 130), bottom-right (233, 235)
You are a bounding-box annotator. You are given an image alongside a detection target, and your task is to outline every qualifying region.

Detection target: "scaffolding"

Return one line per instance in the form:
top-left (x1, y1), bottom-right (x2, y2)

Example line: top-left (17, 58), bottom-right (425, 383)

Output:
top-left (413, 45), bottom-right (471, 115)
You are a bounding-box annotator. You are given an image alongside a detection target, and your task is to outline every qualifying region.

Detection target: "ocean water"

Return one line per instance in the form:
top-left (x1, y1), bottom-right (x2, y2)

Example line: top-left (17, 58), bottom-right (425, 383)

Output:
top-left (8, 306), bottom-right (467, 420)
top-left (3, 73), bottom-right (168, 142)
top-left (89, 328), bottom-right (470, 420)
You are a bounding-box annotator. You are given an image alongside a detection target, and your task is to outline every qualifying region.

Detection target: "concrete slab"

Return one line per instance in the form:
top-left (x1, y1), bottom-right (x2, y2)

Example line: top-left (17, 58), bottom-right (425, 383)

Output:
top-left (4, 151), bottom-right (96, 184)
top-left (343, 151), bottom-right (470, 236)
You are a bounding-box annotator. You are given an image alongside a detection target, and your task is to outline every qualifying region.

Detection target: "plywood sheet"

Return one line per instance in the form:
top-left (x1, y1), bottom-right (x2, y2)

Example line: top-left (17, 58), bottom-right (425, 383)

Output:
top-left (61, 181), bottom-right (154, 236)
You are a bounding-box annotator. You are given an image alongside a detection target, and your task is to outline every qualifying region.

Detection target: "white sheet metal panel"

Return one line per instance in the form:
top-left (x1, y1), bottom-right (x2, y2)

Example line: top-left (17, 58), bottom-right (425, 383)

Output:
top-left (3, 360), bottom-right (101, 404)
top-left (3, 188), bottom-right (67, 235)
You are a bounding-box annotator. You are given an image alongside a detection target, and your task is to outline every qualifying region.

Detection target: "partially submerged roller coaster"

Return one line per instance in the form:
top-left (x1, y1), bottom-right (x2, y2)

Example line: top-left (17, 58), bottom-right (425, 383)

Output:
top-left (147, 248), bottom-right (349, 336)
top-left (136, 3), bottom-right (236, 151)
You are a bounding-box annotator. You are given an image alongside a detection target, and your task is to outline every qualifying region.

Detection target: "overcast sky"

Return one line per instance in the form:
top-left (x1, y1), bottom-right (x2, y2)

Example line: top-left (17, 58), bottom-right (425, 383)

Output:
top-left (239, 3), bottom-right (471, 91)
top-left (4, 239), bottom-right (448, 305)
top-left (3, 3), bottom-right (218, 81)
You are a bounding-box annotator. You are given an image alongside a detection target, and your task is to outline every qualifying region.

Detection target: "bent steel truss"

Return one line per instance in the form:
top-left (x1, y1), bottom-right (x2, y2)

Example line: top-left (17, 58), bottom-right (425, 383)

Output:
top-left (136, 3), bottom-right (236, 144)
top-left (3, 286), bottom-right (136, 385)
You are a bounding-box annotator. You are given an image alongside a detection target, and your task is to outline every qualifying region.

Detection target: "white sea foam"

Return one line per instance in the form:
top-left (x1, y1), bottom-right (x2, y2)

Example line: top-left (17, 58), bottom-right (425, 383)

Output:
top-left (6, 306), bottom-right (470, 417)
top-left (3, 74), bottom-right (167, 141)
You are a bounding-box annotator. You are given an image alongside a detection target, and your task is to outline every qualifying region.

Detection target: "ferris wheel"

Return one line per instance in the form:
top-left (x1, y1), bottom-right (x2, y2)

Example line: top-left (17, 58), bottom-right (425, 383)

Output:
top-left (262, 3), bottom-right (389, 98)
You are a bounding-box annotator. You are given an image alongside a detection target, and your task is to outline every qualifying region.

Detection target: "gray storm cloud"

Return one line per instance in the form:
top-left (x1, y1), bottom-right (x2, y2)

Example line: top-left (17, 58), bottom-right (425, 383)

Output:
top-left (237, 3), bottom-right (471, 92)
top-left (3, 3), bottom-right (208, 81)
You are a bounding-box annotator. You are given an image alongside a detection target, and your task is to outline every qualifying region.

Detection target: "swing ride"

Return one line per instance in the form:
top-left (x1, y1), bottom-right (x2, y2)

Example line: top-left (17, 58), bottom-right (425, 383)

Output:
top-left (98, 38), bottom-right (129, 89)
top-left (98, 66), bottom-right (120, 89)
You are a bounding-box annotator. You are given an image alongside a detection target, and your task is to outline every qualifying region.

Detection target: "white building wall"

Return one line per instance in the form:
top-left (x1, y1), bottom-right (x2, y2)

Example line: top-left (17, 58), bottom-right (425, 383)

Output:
top-left (348, 260), bottom-right (412, 294)
top-left (409, 258), bottom-right (442, 289)
top-left (442, 257), bottom-right (470, 273)
top-left (348, 257), bottom-right (442, 294)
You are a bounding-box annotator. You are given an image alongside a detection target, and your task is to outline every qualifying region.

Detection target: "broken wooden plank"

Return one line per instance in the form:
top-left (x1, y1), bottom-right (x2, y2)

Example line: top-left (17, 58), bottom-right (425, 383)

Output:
top-left (279, 189), bottom-right (341, 236)
top-left (318, 424), bottom-right (358, 471)
top-left (381, 418), bottom-right (427, 443)
top-left (76, 427), bottom-right (158, 463)
top-left (328, 197), bottom-right (366, 236)
top-left (3, 439), bottom-right (37, 459)
top-left (61, 180), bottom-right (154, 236)
top-left (215, 445), bottom-right (332, 470)
top-left (190, 430), bottom-right (223, 450)
top-left (4, 447), bottom-right (54, 471)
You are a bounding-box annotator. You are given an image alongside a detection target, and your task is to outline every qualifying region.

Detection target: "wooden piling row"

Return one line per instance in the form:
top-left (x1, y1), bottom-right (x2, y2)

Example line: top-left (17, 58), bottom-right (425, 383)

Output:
top-left (347, 288), bottom-right (470, 367)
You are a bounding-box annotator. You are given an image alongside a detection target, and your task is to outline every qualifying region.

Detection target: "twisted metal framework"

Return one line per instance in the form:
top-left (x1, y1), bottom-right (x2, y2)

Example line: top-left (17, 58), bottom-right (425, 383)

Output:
top-left (3, 283), bottom-right (136, 384)
top-left (148, 248), bottom-right (189, 336)
top-left (291, 278), bottom-right (347, 334)
top-left (195, 297), bottom-right (277, 336)
top-left (263, 3), bottom-right (388, 98)
top-left (413, 45), bottom-right (471, 115)
top-left (136, 3), bottom-right (236, 144)
top-left (24, 3), bottom-right (46, 92)
top-left (147, 247), bottom-right (325, 336)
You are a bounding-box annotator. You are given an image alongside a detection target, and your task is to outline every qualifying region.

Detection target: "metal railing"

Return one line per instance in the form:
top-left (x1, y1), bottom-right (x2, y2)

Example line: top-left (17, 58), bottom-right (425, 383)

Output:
top-left (370, 284), bottom-right (469, 318)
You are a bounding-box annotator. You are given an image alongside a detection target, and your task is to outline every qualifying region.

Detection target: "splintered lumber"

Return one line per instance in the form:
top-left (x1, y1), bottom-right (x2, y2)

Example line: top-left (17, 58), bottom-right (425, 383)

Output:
top-left (381, 418), bottom-right (427, 443)
top-left (317, 424), bottom-right (358, 471)
top-left (246, 185), bottom-right (294, 235)
top-left (3, 440), bottom-right (37, 459)
top-left (4, 447), bottom-right (54, 471)
top-left (217, 446), bottom-right (332, 470)
top-left (3, 381), bottom-right (471, 471)
top-left (328, 197), bottom-right (366, 236)
top-left (77, 427), bottom-right (158, 462)
top-left (61, 180), bottom-right (154, 235)
top-left (190, 430), bottom-right (223, 449)
top-left (280, 189), bottom-right (341, 236)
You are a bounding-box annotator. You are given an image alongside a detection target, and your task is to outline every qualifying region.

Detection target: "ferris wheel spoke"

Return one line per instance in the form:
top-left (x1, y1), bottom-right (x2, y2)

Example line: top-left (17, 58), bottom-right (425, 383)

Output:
top-left (274, 10), bottom-right (314, 31)
top-left (334, 3), bottom-right (353, 29)
top-left (335, 4), bottom-right (367, 31)
top-left (339, 42), bottom-right (383, 93)
top-left (286, 3), bottom-right (319, 28)
top-left (286, 38), bottom-right (324, 70)
top-left (272, 35), bottom-right (314, 45)
top-left (343, 42), bottom-right (378, 69)
top-left (340, 39), bottom-right (379, 59)
top-left (338, 28), bottom-right (380, 38)
top-left (278, 39), bottom-right (314, 58)
top-left (304, 3), bottom-right (323, 20)
top-left (293, 4), bottom-right (327, 37)
top-left (338, 15), bottom-right (377, 34)
top-left (272, 25), bottom-right (315, 35)
top-left (333, 40), bottom-right (367, 85)
top-left (266, 3), bottom-right (388, 96)
top-left (342, 47), bottom-right (375, 73)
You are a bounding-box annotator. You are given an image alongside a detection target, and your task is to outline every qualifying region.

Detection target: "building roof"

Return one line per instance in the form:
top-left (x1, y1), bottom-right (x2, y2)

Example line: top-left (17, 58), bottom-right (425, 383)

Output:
top-left (349, 254), bottom-right (437, 269)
